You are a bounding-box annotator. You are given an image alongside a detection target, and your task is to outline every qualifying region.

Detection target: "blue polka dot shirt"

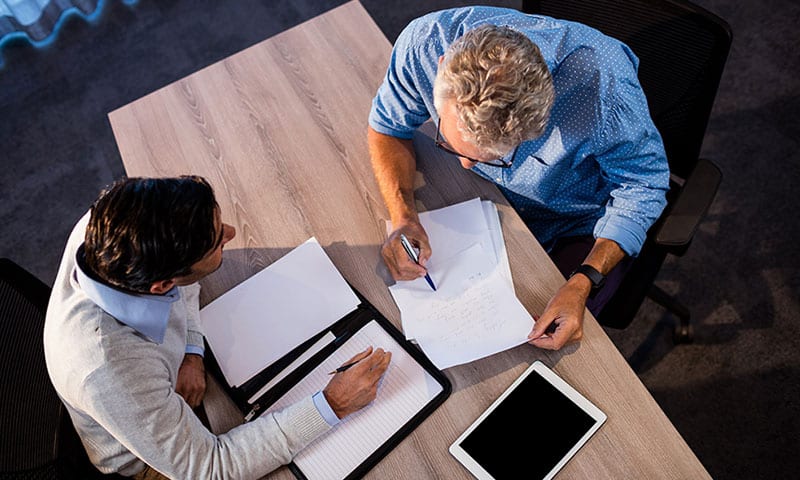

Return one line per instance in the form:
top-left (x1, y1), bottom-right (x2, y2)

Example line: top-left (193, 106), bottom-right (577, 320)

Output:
top-left (368, 6), bottom-right (670, 256)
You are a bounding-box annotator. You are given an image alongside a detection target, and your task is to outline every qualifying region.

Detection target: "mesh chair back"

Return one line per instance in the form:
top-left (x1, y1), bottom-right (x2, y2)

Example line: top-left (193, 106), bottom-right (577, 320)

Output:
top-left (0, 259), bottom-right (60, 477)
top-left (524, 0), bottom-right (731, 179)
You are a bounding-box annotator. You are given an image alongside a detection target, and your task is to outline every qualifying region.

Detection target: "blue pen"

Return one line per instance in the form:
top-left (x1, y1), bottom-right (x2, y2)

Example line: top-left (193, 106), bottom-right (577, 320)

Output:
top-left (399, 233), bottom-right (437, 291)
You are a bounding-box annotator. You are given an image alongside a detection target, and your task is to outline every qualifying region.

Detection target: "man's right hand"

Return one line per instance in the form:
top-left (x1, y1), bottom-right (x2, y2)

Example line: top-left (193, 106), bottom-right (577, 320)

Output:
top-left (382, 221), bottom-right (432, 281)
top-left (323, 346), bottom-right (392, 419)
top-left (367, 128), bottom-right (430, 282)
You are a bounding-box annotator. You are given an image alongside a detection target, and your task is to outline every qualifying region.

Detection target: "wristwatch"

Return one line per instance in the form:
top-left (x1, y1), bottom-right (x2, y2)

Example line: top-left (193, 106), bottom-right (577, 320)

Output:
top-left (570, 264), bottom-right (606, 298)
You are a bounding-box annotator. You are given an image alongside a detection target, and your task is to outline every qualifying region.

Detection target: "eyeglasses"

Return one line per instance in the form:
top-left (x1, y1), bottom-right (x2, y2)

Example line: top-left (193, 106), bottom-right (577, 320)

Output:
top-left (434, 118), bottom-right (518, 168)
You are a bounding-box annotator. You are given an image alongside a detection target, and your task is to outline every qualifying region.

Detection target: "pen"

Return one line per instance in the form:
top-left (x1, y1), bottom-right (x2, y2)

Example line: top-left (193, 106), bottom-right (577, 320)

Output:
top-left (246, 331), bottom-right (352, 420)
top-left (244, 403), bottom-right (261, 422)
top-left (399, 233), bottom-right (437, 291)
top-left (328, 360), bottom-right (360, 375)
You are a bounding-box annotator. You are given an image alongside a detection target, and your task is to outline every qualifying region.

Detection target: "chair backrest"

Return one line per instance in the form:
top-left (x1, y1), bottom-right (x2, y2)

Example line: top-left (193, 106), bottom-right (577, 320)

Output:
top-left (0, 259), bottom-right (121, 479)
top-left (523, 0), bottom-right (732, 179)
top-left (0, 258), bottom-right (62, 476)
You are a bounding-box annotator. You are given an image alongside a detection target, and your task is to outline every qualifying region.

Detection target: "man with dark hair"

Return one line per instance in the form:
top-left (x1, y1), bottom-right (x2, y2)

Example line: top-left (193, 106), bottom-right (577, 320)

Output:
top-left (44, 176), bottom-right (391, 479)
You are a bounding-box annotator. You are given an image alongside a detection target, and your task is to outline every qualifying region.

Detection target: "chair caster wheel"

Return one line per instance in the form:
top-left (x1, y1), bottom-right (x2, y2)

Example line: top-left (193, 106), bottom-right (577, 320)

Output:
top-left (673, 324), bottom-right (693, 344)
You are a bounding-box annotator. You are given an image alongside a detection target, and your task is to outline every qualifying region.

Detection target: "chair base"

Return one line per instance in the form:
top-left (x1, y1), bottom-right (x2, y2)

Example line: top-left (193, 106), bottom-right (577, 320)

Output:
top-left (647, 285), bottom-right (693, 343)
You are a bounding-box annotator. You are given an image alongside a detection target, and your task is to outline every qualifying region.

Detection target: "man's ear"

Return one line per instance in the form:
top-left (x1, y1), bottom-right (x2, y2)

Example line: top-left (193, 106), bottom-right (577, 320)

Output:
top-left (149, 279), bottom-right (176, 295)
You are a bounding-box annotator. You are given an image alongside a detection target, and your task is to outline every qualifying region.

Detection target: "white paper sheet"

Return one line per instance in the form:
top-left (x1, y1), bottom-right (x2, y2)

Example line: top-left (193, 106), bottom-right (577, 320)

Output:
top-left (200, 238), bottom-right (360, 387)
top-left (481, 200), bottom-right (514, 290)
top-left (247, 331), bottom-right (336, 404)
top-left (266, 320), bottom-right (444, 480)
top-left (387, 197), bottom-right (513, 287)
top-left (389, 243), bottom-right (533, 369)
top-left (417, 197), bottom-right (492, 263)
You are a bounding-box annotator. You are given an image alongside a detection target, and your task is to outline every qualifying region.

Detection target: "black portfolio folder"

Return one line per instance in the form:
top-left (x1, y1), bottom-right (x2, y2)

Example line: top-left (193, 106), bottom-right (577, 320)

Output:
top-left (204, 285), bottom-right (451, 480)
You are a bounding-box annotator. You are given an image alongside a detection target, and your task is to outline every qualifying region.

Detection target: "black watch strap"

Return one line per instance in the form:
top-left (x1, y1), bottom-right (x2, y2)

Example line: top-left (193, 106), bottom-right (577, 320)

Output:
top-left (570, 264), bottom-right (606, 298)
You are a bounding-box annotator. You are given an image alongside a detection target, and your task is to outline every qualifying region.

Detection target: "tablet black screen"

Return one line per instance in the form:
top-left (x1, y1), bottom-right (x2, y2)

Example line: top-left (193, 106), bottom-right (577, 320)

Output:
top-left (459, 370), bottom-right (596, 479)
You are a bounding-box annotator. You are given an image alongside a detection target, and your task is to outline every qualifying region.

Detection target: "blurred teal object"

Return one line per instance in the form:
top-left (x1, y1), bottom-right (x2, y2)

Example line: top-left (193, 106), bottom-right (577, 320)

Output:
top-left (0, 0), bottom-right (137, 65)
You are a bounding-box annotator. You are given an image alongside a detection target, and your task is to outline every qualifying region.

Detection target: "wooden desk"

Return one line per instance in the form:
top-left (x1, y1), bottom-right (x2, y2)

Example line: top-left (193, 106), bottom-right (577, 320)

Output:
top-left (108, 2), bottom-right (709, 478)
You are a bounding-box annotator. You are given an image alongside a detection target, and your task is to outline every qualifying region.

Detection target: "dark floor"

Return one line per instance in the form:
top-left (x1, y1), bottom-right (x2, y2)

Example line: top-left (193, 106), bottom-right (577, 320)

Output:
top-left (1, 1), bottom-right (798, 478)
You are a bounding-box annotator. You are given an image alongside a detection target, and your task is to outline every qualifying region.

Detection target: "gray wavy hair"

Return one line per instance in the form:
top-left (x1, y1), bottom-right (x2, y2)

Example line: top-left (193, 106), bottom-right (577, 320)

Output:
top-left (433, 24), bottom-right (555, 157)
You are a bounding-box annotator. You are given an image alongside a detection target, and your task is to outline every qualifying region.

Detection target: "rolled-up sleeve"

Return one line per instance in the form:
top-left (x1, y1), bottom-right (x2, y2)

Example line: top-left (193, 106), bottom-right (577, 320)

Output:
top-left (368, 20), bottom-right (432, 138)
top-left (593, 68), bottom-right (670, 256)
top-left (180, 283), bottom-right (205, 356)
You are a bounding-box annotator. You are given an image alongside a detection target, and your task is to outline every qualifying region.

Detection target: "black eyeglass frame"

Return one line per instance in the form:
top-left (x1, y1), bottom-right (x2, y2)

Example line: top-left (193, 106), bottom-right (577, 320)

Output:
top-left (434, 118), bottom-right (518, 168)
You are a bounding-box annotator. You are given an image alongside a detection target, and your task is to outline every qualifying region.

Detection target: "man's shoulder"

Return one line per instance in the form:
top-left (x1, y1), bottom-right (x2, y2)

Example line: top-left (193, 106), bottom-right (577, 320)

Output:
top-left (395, 6), bottom-right (550, 65)
top-left (399, 7), bottom-right (610, 61)
top-left (405, 6), bottom-right (540, 36)
top-left (44, 295), bottom-right (107, 396)
top-left (45, 297), bottom-right (164, 397)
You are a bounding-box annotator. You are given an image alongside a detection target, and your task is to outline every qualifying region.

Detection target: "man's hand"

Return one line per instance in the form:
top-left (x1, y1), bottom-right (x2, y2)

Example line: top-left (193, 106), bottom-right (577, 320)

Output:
top-left (176, 353), bottom-right (206, 408)
top-left (382, 221), bottom-right (431, 281)
top-left (367, 127), bottom-right (429, 281)
top-left (527, 275), bottom-right (591, 350)
top-left (323, 346), bottom-right (392, 419)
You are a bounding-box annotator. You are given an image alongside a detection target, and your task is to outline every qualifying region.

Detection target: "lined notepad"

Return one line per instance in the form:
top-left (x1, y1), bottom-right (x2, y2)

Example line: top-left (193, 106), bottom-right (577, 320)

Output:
top-left (265, 319), bottom-right (444, 480)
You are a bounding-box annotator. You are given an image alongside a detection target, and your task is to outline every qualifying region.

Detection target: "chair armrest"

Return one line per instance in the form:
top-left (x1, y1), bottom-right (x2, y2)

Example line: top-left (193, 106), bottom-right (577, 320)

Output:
top-left (654, 158), bottom-right (722, 250)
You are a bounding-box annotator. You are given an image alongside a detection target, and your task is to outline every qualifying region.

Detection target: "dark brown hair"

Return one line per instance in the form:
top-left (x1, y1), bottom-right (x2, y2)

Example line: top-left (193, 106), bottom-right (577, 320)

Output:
top-left (84, 176), bottom-right (218, 292)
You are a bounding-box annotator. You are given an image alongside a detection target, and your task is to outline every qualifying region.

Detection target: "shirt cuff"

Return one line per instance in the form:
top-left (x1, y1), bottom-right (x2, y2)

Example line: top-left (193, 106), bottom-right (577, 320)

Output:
top-left (184, 344), bottom-right (204, 357)
top-left (312, 390), bottom-right (341, 426)
top-left (367, 118), bottom-right (416, 140)
top-left (593, 215), bottom-right (648, 256)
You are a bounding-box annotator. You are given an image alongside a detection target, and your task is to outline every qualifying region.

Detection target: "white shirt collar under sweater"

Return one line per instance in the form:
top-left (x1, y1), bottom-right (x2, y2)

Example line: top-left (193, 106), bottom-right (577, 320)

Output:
top-left (73, 246), bottom-right (180, 344)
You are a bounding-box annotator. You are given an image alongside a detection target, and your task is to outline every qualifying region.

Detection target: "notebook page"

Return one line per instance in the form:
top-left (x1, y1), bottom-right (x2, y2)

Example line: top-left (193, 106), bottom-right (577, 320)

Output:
top-left (247, 331), bottom-right (337, 404)
top-left (265, 320), bottom-right (444, 480)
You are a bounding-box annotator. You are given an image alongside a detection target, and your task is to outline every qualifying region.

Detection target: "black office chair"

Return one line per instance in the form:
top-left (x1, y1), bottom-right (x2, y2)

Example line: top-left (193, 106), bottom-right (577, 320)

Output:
top-left (521, 0), bottom-right (732, 342)
top-left (0, 258), bottom-right (122, 479)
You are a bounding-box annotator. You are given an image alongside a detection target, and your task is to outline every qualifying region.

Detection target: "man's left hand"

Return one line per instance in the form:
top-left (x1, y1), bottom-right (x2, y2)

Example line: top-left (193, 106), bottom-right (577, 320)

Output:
top-left (176, 353), bottom-right (206, 408)
top-left (527, 278), bottom-right (589, 350)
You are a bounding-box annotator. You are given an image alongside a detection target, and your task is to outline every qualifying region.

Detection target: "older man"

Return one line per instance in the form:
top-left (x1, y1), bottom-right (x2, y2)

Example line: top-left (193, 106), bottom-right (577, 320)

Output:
top-left (368, 6), bottom-right (669, 350)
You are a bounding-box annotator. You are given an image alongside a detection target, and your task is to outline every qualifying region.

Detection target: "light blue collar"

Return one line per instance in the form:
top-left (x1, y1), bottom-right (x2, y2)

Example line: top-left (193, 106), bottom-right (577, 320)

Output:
top-left (74, 248), bottom-right (180, 344)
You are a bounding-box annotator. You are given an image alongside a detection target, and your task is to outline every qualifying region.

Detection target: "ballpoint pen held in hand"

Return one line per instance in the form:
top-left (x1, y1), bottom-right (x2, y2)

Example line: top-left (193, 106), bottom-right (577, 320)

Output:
top-left (328, 360), bottom-right (359, 375)
top-left (399, 233), bottom-right (437, 291)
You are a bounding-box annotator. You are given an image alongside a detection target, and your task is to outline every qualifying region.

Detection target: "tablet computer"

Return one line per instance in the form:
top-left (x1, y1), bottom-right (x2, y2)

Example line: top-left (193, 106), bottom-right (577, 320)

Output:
top-left (450, 361), bottom-right (606, 480)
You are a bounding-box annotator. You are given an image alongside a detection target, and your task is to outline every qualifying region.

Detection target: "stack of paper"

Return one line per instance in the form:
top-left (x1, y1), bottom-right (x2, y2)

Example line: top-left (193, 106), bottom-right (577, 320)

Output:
top-left (388, 198), bottom-right (534, 369)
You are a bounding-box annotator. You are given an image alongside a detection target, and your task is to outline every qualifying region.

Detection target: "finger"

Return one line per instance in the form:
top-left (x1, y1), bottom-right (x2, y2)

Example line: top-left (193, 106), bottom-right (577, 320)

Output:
top-left (528, 315), bottom-right (554, 340)
top-left (381, 243), bottom-right (402, 280)
top-left (394, 242), bottom-right (427, 278)
top-left (183, 391), bottom-right (195, 407)
top-left (529, 334), bottom-right (557, 350)
top-left (364, 348), bottom-right (387, 368)
top-left (390, 228), bottom-right (429, 276)
top-left (415, 237), bottom-right (432, 266)
top-left (357, 349), bottom-right (389, 379)
top-left (529, 328), bottom-right (558, 348)
top-left (369, 348), bottom-right (391, 369)
top-left (369, 351), bottom-right (392, 386)
top-left (343, 346), bottom-right (373, 366)
top-left (377, 350), bottom-right (392, 372)
top-left (563, 326), bottom-right (583, 345)
top-left (547, 329), bottom-right (569, 350)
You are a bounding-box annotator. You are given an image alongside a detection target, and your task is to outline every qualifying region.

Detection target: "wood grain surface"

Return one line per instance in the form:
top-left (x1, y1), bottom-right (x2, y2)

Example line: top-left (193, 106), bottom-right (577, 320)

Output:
top-left (108, 2), bottom-right (710, 478)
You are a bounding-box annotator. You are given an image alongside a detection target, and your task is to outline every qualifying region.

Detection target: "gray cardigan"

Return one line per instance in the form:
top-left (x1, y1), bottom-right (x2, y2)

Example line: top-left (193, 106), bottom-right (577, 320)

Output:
top-left (44, 213), bottom-right (331, 478)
